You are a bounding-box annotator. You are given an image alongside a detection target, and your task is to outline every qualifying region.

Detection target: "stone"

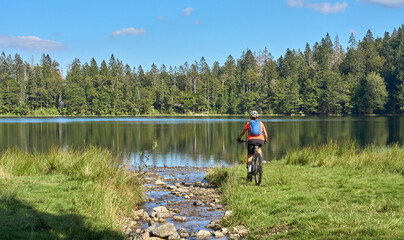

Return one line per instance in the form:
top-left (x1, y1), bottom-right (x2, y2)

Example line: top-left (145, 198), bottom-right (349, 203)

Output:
top-left (151, 206), bottom-right (171, 218)
top-left (224, 210), bottom-right (233, 218)
top-left (193, 201), bottom-right (203, 206)
top-left (176, 188), bottom-right (189, 193)
top-left (155, 180), bottom-right (166, 185)
top-left (195, 230), bottom-right (212, 239)
top-left (149, 197), bottom-right (156, 202)
top-left (168, 233), bottom-right (181, 240)
top-left (173, 216), bottom-right (186, 222)
top-left (133, 209), bottom-right (145, 217)
top-left (221, 228), bottom-right (229, 235)
top-left (145, 225), bottom-right (157, 235)
top-left (206, 220), bottom-right (221, 230)
top-left (213, 231), bottom-right (225, 238)
top-left (235, 226), bottom-right (249, 236)
top-left (229, 226), bottom-right (248, 236)
top-left (177, 228), bottom-right (189, 238)
top-left (140, 232), bottom-right (150, 240)
top-left (152, 223), bottom-right (177, 238)
top-left (229, 233), bottom-right (240, 239)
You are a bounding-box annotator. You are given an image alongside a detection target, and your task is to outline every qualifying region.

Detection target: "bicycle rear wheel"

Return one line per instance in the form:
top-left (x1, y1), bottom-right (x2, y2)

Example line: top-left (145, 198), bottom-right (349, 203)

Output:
top-left (254, 153), bottom-right (263, 185)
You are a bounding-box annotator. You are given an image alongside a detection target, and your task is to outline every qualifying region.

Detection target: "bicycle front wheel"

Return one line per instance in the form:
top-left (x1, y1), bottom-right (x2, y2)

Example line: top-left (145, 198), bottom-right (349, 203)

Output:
top-left (254, 153), bottom-right (263, 185)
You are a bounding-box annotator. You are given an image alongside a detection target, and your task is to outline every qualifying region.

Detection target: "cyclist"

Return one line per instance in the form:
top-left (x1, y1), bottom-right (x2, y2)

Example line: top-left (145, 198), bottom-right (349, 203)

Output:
top-left (237, 111), bottom-right (268, 180)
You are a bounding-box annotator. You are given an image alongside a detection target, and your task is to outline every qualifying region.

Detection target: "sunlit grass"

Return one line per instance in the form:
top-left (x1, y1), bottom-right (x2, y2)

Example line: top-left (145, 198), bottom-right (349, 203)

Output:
top-left (207, 142), bottom-right (404, 239)
top-left (0, 147), bottom-right (143, 239)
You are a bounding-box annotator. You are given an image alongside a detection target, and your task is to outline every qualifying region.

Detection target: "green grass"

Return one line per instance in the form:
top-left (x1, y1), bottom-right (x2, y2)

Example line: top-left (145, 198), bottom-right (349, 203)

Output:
top-left (206, 143), bottom-right (404, 239)
top-left (0, 147), bottom-right (143, 240)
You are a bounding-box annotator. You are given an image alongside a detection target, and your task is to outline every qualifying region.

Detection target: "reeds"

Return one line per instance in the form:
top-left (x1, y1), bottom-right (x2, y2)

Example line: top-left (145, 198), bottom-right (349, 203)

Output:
top-left (285, 141), bottom-right (404, 175)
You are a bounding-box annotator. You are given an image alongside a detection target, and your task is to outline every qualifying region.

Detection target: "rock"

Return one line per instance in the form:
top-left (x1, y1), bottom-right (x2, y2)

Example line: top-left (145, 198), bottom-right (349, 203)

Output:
top-left (206, 220), bottom-right (221, 230)
top-left (151, 206), bottom-right (171, 218)
top-left (152, 223), bottom-right (177, 238)
top-left (229, 233), bottom-right (240, 239)
top-left (168, 233), bottom-right (181, 240)
top-left (133, 209), bottom-right (145, 217)
top-left (155, 180), bottom-right (166, 185)
top-left (193, 201), bottom-right (203, 206)
top-left (213, 231), bottom-right (225, 238)
top-left (224, 210), bottom-right (233, 218)
top-left (177, 228), bottom-right (189, 238)
top-left (174, 183), bottom-right (181, 188)
top-left (195, 230), bottom-right (212, 239)
top-left (149, 197), bottom-right (156, 202)
top-left (235, 226), bottom-right (249, 236)
top-left (184, 195), bottom-right (190, 199)
top-left (176, 188), bottom-right (189, 193)
top-left (229, 226), bottom-right (249, 236)
top-left (221, 228), bottom-right (229, 235)
top-left (166, 185), bottom-right (177, 190)
top-left (127, 220), bottom-right (137, 228)
top-left (140, 232), bottom-right (150, 240)
top-left (214, 198), bottom-right (220, 203)
top-left (173, 216), bottom-right (186, 222)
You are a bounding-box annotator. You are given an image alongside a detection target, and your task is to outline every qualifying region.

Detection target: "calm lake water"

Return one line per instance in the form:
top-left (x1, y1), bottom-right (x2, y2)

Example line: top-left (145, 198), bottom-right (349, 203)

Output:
top-left (0, 117), bottom-right (403, 167)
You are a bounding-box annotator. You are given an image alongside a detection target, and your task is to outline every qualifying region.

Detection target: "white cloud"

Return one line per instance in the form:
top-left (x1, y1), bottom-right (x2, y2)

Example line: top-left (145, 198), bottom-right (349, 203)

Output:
top-left (0, 34), bottom-right (65, 52)
top-left (112, 27), bottom-right (146, 37)
top-left (287, 0), bottom-right (305, 7)
top-left (192, 19), bottom-right (202, 25)
top-left (286, 0), bottom-right (348, 14)
top-left (183, 7), bottom-right (194, 16)
top-left (358, 0), bottom-right (404, 7)
top-left (307, 1), bottom-right (348, 14)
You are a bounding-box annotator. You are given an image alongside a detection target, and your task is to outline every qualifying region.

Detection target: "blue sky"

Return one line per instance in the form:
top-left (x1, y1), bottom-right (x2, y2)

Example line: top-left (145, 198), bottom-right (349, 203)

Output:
top-left (0, 0), bottom-right (403, 73)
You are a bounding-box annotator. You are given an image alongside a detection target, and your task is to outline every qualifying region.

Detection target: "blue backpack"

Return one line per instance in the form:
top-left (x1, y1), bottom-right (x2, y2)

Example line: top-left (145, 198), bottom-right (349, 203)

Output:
top-left (249, 120), bottom-right (262, 135)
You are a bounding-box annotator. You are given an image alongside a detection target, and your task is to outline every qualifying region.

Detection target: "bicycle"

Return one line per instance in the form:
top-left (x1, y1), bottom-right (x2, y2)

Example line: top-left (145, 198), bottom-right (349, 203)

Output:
top-left (237, 139), bottom-right (263, 185)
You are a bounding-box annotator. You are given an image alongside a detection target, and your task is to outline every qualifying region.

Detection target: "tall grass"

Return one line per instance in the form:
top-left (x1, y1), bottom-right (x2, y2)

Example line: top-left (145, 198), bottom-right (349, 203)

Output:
top-left (285, 141), bottom-right (404, 175)
top-left (207, 143), bottom-right (404, 239)
top-left (0, 147), bottom-right (143, 227)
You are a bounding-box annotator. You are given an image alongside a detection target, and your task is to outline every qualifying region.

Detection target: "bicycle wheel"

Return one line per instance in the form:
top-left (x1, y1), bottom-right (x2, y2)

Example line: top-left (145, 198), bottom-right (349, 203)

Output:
top-left (254, 153), bottom-right (263, 185)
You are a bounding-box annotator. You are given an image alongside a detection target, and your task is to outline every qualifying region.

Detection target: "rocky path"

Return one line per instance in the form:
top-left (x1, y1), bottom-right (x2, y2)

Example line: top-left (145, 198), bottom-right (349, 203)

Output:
top-left (123, 167), bottom-right (248, 240)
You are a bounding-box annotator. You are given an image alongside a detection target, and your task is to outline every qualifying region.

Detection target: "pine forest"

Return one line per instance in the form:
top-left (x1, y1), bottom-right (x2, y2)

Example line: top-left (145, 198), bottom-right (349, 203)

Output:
top-left (0, 25), bottom-right (403, 116)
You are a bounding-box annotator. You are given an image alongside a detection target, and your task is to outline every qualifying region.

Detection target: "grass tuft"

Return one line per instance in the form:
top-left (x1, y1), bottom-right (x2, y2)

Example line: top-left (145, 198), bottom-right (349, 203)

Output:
top-left (207, 142), bottom-right (404, 239)
top-left (0, 147), bottom-right (143, 239)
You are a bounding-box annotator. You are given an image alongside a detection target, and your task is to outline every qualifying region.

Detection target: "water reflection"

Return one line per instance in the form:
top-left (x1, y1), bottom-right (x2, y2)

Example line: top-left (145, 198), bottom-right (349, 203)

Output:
top-left (0, 117), bottom-right (402, 167)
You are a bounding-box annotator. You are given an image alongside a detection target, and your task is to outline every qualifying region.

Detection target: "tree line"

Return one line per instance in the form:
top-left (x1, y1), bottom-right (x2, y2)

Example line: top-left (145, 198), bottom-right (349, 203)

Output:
top-left (0, 25), bottom-right (403, 116)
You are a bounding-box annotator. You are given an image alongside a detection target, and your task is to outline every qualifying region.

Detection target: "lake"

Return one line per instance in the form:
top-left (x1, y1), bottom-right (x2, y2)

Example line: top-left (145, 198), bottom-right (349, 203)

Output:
top-left (0, 117), bottom-right (402, 167)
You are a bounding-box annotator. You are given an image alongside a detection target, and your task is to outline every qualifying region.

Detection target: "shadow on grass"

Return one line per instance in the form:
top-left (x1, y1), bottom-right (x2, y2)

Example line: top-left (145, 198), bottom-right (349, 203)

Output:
top-left (0, 195), bottom-right (125, 240)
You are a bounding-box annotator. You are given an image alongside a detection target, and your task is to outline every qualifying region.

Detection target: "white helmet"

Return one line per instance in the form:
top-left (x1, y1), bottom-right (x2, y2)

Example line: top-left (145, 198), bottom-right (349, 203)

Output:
top-left (250, 111), bottom-right (259, 118)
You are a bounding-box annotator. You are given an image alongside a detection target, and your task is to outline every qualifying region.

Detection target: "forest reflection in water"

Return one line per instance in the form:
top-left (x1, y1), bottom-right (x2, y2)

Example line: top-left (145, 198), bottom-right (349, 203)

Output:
top-left (0, 117), bottom-right (402, 167)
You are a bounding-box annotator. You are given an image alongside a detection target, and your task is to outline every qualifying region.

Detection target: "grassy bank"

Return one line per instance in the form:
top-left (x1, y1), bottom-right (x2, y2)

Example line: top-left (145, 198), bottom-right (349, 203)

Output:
top-left (0, 147), bottom-right (143, 240)
top-left (206, 142), bottom-right (404, 239)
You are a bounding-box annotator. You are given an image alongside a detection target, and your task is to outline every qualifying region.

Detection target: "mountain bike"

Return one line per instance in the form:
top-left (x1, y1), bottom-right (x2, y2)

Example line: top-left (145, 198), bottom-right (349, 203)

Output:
top-left (237, 140), bottom-right (263, 185)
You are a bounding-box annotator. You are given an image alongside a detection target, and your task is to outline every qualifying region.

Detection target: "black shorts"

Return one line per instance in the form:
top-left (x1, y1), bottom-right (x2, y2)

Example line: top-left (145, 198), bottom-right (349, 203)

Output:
top-left (247, 139), bottom-right (264, 155)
